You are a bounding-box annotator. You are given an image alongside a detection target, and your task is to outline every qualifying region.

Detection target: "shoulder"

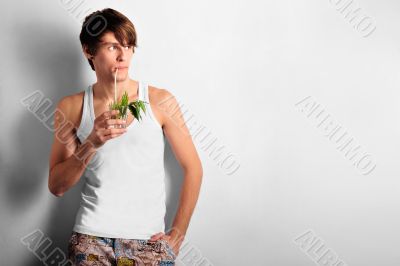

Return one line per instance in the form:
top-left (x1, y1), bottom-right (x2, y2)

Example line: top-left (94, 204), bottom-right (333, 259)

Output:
top-left (148, 84), bottom-right (184, 129)
top-left (56, 91), bottom-right (85, 128)
top-left (148, 85), bottom-right (177, 108)
top-left (57, 91), bottom-right (84, 108)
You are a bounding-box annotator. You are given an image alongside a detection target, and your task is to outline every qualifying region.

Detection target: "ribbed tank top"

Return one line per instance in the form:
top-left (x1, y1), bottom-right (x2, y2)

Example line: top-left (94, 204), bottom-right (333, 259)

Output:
top-left (73, 81), bottom-right (167, 240)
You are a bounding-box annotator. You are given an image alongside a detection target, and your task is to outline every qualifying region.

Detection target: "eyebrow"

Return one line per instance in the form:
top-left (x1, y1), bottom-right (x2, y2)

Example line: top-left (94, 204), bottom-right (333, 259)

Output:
top-left (100, 41), bottom-right (131, 46)
top-left (100, 42), bottom-right (120, 45)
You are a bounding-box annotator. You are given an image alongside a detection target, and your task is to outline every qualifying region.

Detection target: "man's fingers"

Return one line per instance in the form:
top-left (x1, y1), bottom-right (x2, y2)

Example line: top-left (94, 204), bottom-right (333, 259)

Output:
top-left (102, 133), bottom-right (122, 141)
top-left (149, 232), bottom-right (165, 242)
top-left (97, 119), bottom-right (125, 129)
top-left (105, 119), bottom-right (127, 127)
top-left (95, 109), bottom-right (119, 122)
top-left (98, 128), bottom-right (127, 137)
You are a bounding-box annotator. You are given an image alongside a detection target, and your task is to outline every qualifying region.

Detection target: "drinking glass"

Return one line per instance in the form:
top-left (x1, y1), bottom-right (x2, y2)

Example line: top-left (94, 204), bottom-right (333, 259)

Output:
top-left (108, 103), bottom-right (128, 129)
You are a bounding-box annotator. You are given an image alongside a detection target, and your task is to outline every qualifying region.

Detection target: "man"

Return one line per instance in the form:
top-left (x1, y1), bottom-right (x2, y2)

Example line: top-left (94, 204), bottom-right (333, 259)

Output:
top-left (48, 8), bottom-right (203, 265)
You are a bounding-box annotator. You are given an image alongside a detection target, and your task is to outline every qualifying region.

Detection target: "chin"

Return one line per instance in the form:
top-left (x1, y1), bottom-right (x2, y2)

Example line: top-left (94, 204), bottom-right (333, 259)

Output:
top-left (117, 75), bottom-right (128, 81)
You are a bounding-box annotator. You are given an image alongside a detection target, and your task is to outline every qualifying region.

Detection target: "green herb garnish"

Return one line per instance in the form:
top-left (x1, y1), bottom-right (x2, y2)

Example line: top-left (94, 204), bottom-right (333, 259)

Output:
top-left (109, 91), bottom-right (148, 122)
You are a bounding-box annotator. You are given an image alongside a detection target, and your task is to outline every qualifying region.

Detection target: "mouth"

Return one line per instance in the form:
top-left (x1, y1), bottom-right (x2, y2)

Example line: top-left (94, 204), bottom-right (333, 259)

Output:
top-left (115, 66), bottom-right (128, 71)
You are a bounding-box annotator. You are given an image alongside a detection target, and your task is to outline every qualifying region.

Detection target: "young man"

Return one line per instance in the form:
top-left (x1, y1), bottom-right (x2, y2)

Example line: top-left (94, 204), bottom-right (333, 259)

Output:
top-left (48, 8), bottom-right (203, 265)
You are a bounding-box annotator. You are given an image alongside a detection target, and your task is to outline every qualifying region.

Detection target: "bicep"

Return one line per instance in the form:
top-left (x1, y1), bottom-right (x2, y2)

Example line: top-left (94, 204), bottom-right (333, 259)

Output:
top-left (48, 99), bottom-right (80, 173)
top-left (159, 90), bottom-right (202, 172)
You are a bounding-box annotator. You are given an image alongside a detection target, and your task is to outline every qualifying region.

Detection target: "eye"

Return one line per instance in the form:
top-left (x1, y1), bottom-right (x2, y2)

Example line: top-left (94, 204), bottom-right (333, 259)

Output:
top-left (124, 45), bottom-right (132, 50)
top-left (108, 45), bottom-right (117, 51)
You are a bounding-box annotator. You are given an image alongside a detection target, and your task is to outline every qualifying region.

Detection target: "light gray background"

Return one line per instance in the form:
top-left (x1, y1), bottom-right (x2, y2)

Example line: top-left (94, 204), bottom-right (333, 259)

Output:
top-left (0, 0), bottom-right (399, 265)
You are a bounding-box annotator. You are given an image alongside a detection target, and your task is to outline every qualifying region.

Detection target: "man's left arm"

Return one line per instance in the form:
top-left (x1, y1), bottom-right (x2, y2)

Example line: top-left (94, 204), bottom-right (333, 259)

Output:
top-left (149, 88), bottom-right (203, 256)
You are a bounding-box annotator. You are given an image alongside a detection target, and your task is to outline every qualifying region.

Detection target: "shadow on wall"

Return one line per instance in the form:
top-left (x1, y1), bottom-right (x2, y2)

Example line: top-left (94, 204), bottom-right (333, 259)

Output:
top-left (4, 22), bottom-right (87, 266)
top-left (164, 140), bottom-right (185, 232)
top-left (6, 22), bottom-right (183, 265)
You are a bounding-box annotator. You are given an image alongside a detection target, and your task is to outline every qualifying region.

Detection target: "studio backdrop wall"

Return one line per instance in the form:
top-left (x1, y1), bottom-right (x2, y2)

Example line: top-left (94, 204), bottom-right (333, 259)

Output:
top-left (0, 0), bottom-right (399, 265)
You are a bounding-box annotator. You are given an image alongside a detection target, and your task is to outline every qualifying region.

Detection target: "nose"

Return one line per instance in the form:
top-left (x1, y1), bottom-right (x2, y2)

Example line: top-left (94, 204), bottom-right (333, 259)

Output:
top-left (117, 47), bottom-right (127, 62)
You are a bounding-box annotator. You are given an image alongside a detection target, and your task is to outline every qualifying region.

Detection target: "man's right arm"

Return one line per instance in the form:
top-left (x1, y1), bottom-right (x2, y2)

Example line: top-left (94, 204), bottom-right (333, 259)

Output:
top-left (48, 96), bottom-right (96, 197)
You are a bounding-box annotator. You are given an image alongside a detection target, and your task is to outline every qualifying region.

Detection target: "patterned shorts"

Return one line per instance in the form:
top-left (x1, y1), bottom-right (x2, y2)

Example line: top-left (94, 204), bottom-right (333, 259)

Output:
top-left (68, 231), bottom-right (176, 266)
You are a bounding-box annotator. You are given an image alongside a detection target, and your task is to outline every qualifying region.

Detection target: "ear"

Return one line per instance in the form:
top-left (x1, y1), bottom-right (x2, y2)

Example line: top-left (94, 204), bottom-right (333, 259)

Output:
top-left (82, 45), bottom-right (94, 60)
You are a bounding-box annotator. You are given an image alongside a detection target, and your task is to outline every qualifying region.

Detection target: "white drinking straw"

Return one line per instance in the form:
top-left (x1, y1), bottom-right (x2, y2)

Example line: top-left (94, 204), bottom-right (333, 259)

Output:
top-left (114, 68), bottom-right (118, 103)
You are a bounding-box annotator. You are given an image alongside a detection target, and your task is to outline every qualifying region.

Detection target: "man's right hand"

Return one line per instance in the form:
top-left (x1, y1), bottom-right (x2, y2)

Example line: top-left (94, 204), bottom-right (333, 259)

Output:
top-left (87, 110), bottom-right (127, 149)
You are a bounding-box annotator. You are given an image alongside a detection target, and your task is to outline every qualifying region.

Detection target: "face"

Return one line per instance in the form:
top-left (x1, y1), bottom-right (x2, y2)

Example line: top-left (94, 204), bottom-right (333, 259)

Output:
top-left (85, 31), bottom-right (134, 82)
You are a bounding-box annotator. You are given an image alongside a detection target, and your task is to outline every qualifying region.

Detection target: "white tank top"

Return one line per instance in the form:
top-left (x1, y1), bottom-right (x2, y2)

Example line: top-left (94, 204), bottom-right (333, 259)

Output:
top-left (73, 81), bottom-right (167, 239)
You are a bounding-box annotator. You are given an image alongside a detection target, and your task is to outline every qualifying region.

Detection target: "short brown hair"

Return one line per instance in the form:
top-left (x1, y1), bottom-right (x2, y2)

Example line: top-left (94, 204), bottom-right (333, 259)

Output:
top-left (79, 8), bottom-right (138, 71)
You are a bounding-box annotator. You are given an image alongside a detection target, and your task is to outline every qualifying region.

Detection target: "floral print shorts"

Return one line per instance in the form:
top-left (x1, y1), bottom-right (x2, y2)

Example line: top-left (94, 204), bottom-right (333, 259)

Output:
top-left (68, 231), bottom-right (176, 266)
